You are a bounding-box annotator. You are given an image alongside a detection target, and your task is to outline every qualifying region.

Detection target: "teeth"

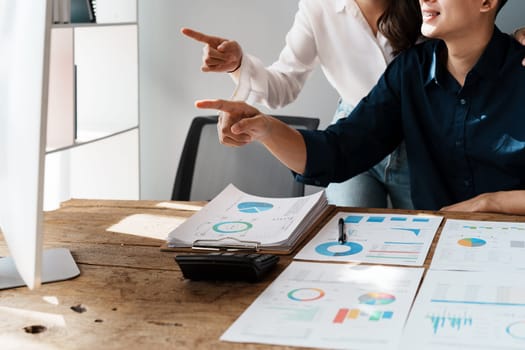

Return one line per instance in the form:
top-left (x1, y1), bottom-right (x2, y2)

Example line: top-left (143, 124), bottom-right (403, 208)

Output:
top-left (423, 11), bottom-right (439, 18)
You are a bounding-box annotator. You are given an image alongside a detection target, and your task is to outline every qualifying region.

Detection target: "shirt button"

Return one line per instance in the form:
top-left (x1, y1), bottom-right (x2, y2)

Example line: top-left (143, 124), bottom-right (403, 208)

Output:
top-left (456, 140), bottom-right (462, 147)
top-left (464, 180), bottom-right (471, 187)
top-left (460, 99), bottom-right (467, 105)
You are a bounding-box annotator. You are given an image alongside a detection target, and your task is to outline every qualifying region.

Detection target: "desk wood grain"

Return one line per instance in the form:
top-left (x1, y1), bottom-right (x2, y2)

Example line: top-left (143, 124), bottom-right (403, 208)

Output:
top-left (1, 199), bottom-right (524, 349)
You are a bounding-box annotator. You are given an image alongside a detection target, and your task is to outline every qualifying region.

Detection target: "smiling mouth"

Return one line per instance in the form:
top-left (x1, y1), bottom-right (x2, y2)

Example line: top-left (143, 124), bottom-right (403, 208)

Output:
top-left (423, 11), bottom-right (440, 19)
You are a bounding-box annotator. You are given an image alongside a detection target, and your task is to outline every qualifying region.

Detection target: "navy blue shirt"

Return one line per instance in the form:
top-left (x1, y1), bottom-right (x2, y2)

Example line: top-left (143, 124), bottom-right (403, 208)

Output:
top-left (297, 27), bottom-right (525, 210)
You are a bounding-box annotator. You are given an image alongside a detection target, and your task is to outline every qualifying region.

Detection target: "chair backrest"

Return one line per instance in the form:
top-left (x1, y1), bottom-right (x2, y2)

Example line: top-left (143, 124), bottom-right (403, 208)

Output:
top-left (172, 115), bottom-right (320, 201)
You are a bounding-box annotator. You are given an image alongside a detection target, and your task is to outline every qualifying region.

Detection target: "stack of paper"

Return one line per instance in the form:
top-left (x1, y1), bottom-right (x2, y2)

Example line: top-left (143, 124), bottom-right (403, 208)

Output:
top-left (166, 184), bottom-right (328, 253)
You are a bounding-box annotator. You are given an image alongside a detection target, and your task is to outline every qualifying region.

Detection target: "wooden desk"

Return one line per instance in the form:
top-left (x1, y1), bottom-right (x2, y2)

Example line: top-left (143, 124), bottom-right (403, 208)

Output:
top-left (1, 199), bottom-right (524, 349)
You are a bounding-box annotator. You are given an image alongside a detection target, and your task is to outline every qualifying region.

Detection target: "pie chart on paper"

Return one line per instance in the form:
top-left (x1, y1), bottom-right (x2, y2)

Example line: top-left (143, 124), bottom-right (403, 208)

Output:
top-left (458, 238), bottom-right (486, 247)
top-left (237, 202), bottom-right (274, 214)
top-left (358, 292), bottom-right (396, 305)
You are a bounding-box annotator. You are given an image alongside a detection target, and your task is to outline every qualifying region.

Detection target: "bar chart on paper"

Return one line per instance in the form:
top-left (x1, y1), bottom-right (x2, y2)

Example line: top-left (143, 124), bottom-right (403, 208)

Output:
top-left (401, 270), bottom-right (525, 350)
top-left (426, 311), bottom-right (473, 335)
top-left (221, 262), bottom-right (424, 350)
top-left (294, 212), bottom-right (442, 266)
top-left (332, 308), bottom-right (394, 323)
top-left (431, 219), bottom-right (525, 271)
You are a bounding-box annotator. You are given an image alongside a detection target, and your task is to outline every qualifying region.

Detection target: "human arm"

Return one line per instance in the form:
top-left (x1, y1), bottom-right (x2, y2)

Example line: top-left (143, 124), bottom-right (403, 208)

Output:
top-left (195, 67), bottom-right (404, 185)
top-left (440, 190), bottom-right (525, 215)
top-left (194, 42), bottom-right (410, 188)
top-left (195, 99), bottom-right (308, 174)
top-left (182, 1), bottom-right (319, 108)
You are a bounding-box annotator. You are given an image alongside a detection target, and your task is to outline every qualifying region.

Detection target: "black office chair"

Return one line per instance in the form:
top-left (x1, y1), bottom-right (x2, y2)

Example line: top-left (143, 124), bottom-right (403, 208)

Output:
top-left (172, 115), bottom-right (320, 201)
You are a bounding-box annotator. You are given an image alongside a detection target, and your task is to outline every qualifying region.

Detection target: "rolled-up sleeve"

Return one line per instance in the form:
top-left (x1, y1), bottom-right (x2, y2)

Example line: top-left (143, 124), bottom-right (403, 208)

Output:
top-left (295, 129), bottom-right (336, 187)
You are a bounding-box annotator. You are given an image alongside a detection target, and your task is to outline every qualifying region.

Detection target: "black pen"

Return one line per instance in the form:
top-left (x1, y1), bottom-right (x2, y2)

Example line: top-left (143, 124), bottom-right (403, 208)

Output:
top-left (338, 217), bottom-right (347, 244)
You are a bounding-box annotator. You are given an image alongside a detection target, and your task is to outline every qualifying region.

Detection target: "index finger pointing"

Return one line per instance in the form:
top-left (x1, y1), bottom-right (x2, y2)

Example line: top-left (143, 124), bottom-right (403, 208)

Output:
top-left (181, 27), bottom-right (224, 48)
top-left (195, 99), bottom-right (235, 112)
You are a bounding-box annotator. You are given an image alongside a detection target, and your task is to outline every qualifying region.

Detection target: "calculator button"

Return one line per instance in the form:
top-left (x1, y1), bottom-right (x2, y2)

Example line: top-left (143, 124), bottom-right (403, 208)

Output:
top-left (257, 255), bottom-right (274, 261)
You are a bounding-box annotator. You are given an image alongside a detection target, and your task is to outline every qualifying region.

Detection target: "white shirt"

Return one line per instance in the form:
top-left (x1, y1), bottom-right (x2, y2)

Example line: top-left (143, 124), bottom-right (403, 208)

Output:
top-left (232, 0), bottom-right (394, 109)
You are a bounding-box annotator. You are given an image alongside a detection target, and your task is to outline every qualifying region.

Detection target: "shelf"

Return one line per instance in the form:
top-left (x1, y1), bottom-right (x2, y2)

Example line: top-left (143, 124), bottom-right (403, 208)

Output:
top-left (46, 24), bottom-right (138, 151)
top-left (52, 22), bottom-right (137, 28)
top-left (46, 126), bottom-right (138, 154)
top-left (44, 0), bottom-right (139, 209)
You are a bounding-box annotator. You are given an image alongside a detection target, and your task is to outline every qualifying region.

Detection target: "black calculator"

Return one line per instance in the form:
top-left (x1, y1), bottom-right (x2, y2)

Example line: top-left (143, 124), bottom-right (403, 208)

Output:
top-left (175, 252), bottom-right (280, 282)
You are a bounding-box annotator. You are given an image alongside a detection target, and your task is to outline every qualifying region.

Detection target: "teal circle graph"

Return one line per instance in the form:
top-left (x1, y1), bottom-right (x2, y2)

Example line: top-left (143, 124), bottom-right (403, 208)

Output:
top-left (506, 321), bottom-right (525, 339)
top-left (315, 241), bottom-right (363, 256)
top-left (212, 221), bottom-right (253, 234)
top-left (287, 288), bottom-right (325, 302)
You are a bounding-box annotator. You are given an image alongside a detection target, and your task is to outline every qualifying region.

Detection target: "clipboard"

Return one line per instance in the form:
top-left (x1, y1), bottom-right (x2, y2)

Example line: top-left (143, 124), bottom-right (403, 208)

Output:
top-left (160, 204), bottom-right (335, 255)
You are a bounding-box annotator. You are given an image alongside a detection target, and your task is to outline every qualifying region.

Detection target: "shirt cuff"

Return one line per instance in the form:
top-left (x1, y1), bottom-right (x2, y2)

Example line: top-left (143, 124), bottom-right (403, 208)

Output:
top-left (294, 129), bottom-right (337, 187)
top-left (229, 55), bottom-right (251, 101)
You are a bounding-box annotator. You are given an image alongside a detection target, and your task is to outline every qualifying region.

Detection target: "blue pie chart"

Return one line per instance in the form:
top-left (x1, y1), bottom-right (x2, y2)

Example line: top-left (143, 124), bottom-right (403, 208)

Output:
top-left (238, 202), bottom-right (274, 214)
top-left (315, 241), bottom-right (364, 256)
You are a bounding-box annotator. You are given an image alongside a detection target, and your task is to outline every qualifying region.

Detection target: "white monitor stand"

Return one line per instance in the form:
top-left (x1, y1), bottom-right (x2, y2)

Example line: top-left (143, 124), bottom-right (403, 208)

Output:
top-left (0, 248), bottom-right (80, 290)
top-left (0, 1), bottom-right (80, 290)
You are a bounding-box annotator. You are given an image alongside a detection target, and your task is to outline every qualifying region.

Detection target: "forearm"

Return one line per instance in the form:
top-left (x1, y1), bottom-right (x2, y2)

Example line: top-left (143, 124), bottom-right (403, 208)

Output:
top-left (482, 191), bottom-right (525, 215)
top-left (260, 117), bottom-right (307, 174)
top-left (441, 190), bottom-right (525, 215)
top-left (230, 53), bottom-right (311, 109)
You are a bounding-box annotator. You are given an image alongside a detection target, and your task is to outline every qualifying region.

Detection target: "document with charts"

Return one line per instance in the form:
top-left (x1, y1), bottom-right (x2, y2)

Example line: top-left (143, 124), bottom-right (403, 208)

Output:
top-left (401, 269), bottom-right (525, 350)
top-left (164, 184), bottom-right (328, 253)
top-left (294, 212), bottom-right (443, 266)
top-left (221, 261), bottom-right (424, 350)
top-left (430, 219), bottom-right (525, 271)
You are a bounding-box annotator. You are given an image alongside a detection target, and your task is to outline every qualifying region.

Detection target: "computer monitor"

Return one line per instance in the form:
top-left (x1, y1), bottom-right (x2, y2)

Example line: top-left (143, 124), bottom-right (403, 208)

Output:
top-left (0, 0), bottom-right (79, 290)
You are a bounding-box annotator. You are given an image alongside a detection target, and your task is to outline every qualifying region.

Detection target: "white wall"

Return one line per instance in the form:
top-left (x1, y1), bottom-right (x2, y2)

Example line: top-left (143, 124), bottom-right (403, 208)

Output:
top-left (496, 1), bottom-right (524, 34)
top-left (138, 0), bottom-right (524, 200)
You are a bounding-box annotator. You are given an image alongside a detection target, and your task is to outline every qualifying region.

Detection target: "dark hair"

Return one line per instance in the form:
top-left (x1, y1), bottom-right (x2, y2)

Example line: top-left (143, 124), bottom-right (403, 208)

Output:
top-left (497, 0), bottom-right (508, 14)
top-left (378, 0), bottom-right (422, 56)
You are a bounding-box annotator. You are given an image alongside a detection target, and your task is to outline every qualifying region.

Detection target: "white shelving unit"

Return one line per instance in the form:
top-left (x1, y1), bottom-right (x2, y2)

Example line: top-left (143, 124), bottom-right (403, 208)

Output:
top-left (44, 0), bottom-right (139, 209)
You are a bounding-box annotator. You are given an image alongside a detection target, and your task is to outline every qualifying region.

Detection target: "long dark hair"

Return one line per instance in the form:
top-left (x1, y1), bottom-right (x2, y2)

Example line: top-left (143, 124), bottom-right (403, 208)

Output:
top-left (378, 0), bottom-right (422, 56)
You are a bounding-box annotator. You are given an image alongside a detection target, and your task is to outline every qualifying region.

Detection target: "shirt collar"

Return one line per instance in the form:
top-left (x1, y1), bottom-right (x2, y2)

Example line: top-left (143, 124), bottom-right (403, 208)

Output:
top-left (424, 26), bottom-right (507, 86)
top-left (470, 26), bottom-right (507, 80)
top-left (424, 40), bottom-right (442, 86)
top-left (335, 0), bottom-right (345, 12)
top-left (335, 0), bottom-right (360, 16)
